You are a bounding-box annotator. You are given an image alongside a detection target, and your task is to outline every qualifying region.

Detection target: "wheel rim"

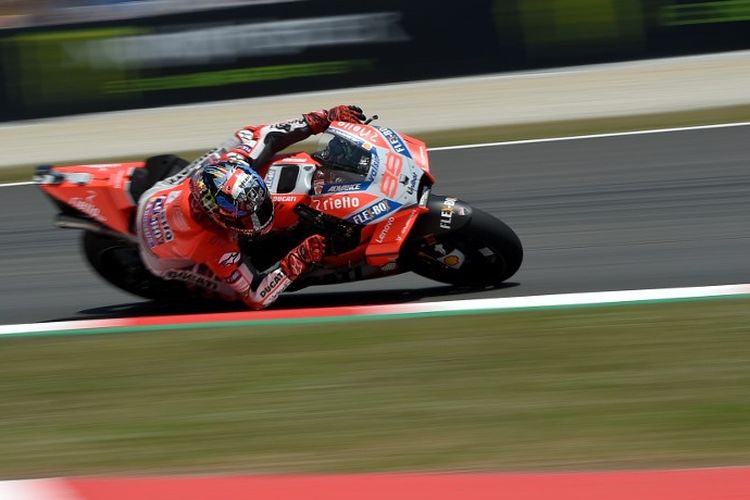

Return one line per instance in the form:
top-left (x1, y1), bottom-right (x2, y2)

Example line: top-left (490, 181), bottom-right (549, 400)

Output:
top-left (411, 234), bottom-right (511, 286)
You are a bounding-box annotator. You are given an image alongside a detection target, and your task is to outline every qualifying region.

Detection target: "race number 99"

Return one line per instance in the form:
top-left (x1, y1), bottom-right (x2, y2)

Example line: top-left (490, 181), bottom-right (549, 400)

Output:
top-left (381, 154), bottom-right (403, 198)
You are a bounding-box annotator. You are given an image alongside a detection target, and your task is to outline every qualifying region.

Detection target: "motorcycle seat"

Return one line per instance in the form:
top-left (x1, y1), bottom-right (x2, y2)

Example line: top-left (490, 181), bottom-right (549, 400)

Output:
top-left (128, 154), bottom-right (189, 204)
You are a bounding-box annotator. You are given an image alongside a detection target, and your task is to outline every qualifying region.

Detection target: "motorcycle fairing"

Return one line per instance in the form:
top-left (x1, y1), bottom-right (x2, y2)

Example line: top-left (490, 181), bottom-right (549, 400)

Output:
top-left (328, 122), bottom-right (434, 182)
top-left (365, 205), bottom-right (427, 267)
top-left (264, 128), bottom-right (434, 267)
top-left (36, 162), bottom-right (144, 235)
top-left (270, 193), bottom-right (310, 229)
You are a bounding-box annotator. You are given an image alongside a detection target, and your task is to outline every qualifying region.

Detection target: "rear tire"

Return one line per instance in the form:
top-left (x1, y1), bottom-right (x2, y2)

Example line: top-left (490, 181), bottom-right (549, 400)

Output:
top-left (402, 208), bottom-right (523, 287)
top-left (82, 231), bottom-right (187, 300)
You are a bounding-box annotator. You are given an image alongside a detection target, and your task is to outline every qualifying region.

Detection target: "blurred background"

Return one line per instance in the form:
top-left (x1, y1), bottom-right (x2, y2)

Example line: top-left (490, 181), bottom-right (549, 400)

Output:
top-left (0, 0), bottom-right (749, 121)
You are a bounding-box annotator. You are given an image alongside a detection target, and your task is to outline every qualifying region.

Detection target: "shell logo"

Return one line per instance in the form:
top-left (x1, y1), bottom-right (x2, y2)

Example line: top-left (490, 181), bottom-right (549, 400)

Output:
top-left (442, 255), bottom-right (461, 268)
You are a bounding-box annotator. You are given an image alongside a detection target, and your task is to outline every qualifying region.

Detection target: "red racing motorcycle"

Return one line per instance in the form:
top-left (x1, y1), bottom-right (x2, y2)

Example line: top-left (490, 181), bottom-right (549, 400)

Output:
top-left (35, 121), bottom-right (523, 300)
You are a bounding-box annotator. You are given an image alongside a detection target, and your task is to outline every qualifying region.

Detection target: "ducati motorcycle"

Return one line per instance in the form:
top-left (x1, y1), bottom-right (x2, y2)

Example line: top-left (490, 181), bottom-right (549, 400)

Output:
top-left (35, 121), bottom-right (523, 300)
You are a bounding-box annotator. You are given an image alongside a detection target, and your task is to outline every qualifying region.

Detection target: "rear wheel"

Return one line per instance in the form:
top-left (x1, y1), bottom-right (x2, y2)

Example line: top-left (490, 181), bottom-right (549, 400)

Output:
top-left (401, 208), bottom-right (522, 287)
top-left (82, 231), bottom-right (188, 300)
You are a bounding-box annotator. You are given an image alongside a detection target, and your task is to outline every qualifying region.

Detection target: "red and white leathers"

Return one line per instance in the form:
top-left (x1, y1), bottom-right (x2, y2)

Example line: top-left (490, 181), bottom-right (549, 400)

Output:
top-left (135, 109), bottom-right (353, 309)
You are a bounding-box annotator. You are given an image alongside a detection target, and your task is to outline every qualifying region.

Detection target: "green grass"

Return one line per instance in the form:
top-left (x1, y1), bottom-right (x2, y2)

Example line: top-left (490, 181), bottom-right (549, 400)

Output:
top-left (4, 104), bottom-right (750, 183)
top-left (3, 298), bottom-right (750, 477)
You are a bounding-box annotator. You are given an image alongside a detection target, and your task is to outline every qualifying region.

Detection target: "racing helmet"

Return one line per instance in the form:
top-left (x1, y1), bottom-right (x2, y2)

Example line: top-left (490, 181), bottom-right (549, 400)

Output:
top-left (189, 159), bottom-right (273, 237)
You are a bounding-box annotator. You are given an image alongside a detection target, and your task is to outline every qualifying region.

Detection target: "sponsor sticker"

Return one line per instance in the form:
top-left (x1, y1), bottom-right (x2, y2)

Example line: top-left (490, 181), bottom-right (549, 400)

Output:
top-left (440, 197), bottom-right (458, 230)
top-left (226, 269), bottom-right (251, 293)
top-left (365, 154), bottom-right (380, 182)
top-left (69, 190), bottom-right (106, 222)
top-left (236, 143), bottom-right (254, 155)
top-left (260, 273), bottom-right (284, 298)
top-left (219, 252), bottom-right (242, 267)
top-left (142, 195), bottom-right (174, 247)
top-left (272, 195), bottom-right (300, 203)
top-left (322, 183), bottom-right (365, 194)
top-left (163, 269), bottom-right (219, 291)
top-left (375, 216), bottom-right (396, 243)
top-left (399, 208), bottom-right (421, 241)
top-left (378, 127), bottom-right (412, 158)
top-left (335, 122), bottom-right (382, 145)
top-left (348, 199), bottom-right (401, 225)
top-left (406, 172), bottom-right (419, 195)
top-left (439, 250), bottom-right (465, 269)
top-left (311, 195), bottom-right (362, 212)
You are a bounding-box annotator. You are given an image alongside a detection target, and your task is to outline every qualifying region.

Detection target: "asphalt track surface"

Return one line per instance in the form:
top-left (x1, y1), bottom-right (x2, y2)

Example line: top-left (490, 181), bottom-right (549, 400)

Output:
top-left (1, 125), bottom-right (749, 325)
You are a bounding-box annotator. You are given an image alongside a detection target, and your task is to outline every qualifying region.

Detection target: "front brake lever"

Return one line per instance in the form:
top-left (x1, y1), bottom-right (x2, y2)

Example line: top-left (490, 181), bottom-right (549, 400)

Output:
top-left (363, 114), bottom-right (379, 125)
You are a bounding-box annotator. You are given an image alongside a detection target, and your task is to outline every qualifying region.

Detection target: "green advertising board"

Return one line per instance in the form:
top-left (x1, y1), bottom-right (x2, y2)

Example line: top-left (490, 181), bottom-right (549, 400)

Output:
top-left (3, 28), bottom-right (144, 114)
top-left (0, 0), bottom-right (748, 121)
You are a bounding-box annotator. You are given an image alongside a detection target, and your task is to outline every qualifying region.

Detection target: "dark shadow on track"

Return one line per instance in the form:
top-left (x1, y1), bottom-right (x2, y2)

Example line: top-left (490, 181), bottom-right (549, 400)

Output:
top-left (48, 282), bottom-right (520, 322)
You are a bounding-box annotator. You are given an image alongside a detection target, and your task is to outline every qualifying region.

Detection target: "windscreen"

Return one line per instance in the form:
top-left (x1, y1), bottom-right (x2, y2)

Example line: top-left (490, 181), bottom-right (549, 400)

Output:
top-left (312, 134), bottom-right (372, 177)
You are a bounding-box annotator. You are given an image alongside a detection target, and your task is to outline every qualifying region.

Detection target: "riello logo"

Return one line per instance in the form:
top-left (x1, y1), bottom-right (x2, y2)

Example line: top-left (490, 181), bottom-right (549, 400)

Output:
top-left (312, 195), bottom-right (361, 212)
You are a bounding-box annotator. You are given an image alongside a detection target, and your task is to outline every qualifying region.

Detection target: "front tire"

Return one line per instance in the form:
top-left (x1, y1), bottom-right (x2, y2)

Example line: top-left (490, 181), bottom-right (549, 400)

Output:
top-left (402, 208), bottom-right (522, 287)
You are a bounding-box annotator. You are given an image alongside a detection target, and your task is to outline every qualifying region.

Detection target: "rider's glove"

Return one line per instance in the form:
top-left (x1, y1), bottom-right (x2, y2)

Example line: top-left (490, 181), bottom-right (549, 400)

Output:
top-left (328, 105), bottom-right (365, 124)
top-left (303, 105), bottom-right (365, 134)
top-left (280, 234), bottom-right (327, 280)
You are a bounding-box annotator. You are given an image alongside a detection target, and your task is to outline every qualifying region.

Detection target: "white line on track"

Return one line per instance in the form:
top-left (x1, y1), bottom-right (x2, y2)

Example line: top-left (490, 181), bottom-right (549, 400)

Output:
top-left (427, 120), bottom-right (750, 152)
top-left (2, 120), bottom-right (749, 189)
top-left (1, 181), bottom-right (35, 187)
top-left (1, 283), bottom-right (749, 336)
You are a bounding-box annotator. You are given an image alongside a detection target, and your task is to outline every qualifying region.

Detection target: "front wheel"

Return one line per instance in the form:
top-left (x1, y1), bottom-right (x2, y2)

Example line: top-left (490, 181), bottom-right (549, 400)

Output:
top-left (401, 208), bottom-right (523, 287)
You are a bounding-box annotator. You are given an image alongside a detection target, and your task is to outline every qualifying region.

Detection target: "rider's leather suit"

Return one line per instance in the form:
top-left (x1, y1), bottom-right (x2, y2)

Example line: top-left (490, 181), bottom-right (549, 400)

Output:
top-left (135, 115), bottom-right (319, 309)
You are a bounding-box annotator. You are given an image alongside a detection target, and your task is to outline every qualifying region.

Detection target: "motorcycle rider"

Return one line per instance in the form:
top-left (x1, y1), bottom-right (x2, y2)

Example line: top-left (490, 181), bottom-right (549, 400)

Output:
top-left (136, 105), bottom-right (366, 309)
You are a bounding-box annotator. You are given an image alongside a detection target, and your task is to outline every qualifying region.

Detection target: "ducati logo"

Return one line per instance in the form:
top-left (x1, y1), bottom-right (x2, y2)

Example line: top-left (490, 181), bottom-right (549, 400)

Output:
top-left (219, 252), bottom-right (242, 267)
